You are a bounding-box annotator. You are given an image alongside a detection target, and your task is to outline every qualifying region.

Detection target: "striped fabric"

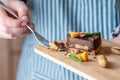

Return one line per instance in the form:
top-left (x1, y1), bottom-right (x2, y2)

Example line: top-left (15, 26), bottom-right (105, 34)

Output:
top-left (17, 0), bottom-right (120, 80)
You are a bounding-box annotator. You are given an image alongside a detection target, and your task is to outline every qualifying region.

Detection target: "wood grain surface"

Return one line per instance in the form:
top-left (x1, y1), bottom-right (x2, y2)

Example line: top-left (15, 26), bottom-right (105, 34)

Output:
top-left (34, 39), bottom-right (120, 80)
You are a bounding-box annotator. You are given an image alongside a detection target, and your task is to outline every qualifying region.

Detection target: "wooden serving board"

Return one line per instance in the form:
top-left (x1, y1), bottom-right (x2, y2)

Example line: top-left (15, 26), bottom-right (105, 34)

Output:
top-left (34, 39), bottom-right (120, 80)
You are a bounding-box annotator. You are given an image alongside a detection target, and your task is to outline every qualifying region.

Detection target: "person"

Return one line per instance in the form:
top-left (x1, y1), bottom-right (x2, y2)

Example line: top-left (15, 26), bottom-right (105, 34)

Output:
top-left (0, 0), bottom-right (120, 80)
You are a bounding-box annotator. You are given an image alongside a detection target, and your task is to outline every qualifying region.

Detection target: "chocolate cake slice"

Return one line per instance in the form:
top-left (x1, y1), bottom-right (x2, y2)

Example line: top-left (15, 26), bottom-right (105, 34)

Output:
top-left (66, 32), bottom-right (101, 55)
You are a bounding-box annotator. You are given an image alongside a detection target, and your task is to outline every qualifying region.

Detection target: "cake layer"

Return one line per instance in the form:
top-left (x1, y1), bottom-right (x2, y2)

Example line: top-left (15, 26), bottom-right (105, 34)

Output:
top-left (66, 32), bottom-right (101, 52)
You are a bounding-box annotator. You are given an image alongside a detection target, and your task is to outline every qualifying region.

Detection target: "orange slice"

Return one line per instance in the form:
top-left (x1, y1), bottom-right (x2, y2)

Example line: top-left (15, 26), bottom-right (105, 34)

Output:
top-left (81, 52), bottom-right (88, 62)
top-left (70, 32), bottom-right (80, 38)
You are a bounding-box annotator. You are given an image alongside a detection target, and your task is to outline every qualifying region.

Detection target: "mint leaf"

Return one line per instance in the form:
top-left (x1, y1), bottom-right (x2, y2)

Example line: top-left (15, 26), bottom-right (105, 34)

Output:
top-left (69, 54), bottom-right (83, 62)
top-left (84, 32), bottom-right (100, 37)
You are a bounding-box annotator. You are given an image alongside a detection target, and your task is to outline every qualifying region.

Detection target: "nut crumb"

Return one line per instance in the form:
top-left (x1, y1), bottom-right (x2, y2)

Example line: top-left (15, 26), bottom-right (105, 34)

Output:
top-left (111, 46), bottom-right (120, 55)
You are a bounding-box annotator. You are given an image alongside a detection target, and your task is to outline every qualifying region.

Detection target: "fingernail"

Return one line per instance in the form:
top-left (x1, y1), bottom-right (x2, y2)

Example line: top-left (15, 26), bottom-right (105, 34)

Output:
top-left (21, 16), bottom-right (29, 21)
top-left (21, 22), bottom-right (27, 26)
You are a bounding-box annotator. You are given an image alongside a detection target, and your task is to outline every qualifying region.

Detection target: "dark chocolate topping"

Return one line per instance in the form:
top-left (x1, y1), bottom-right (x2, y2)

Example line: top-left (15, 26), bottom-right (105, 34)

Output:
top-left (54, 42), bottom-right (66, 51)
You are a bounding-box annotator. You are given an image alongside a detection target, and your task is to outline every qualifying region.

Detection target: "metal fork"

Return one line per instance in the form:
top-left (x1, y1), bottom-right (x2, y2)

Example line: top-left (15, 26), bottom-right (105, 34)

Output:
top-left (0, 0), bottom-right (50, 48)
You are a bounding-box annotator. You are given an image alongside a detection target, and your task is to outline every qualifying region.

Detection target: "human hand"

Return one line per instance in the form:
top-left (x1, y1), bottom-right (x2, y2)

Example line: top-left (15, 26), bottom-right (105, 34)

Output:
top-left (0, 0), bottom-right (34, 39)
top-left (111, 34), bottom-right (120, 45)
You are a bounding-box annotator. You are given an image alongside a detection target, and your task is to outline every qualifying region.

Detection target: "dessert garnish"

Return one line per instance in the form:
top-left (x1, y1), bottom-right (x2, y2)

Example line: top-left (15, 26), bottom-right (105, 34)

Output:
top-left (68, 51), bottom-right (88, 62)
top-left (69, 54), bottom-right (83, 62)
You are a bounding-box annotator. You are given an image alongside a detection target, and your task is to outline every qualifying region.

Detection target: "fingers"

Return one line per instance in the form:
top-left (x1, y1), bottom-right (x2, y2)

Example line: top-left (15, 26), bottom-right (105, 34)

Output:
top-left (1, 16), bottom-right (27, 28)
top-left (0, 25), bottom-right (27, 34)
top-left (0, 31), bottom-right (31, 39)
top-left (8, 1), bottom-right (29, 21)
top-left (0, 23), bottom-right (35, 39)
top-left (14, 23), bottom-right (35, 39)
top-left (0, 3), bottom-right (27, 28)
top-left (0, 32), bottom-right (13, 39)
top-left (0, 1), bottom-right (29, 27)
top-left (0, 1), bottom-right (34, 39)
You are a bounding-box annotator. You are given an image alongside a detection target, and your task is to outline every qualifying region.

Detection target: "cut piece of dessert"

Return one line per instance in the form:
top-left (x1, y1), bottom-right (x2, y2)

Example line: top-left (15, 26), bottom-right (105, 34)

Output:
top-left (66, 32), bottom-right (102, 55)
top-left (49, 41), bottom-right (66, 51)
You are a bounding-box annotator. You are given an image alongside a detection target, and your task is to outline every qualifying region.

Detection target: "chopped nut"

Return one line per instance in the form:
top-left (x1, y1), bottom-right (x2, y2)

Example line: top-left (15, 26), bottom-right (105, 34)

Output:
top-left (69, 44), bottom-right (74, 47)
top-left (49, 42), bottom-right (59, 50)
top-left (67, 48), bottom-right (81, 54)
top-left (111, 46), bottom-right (120, 55)
top-left (80, 33), bottom-right (85, 37)
top-left (97, 55), bottom-right (108, 68)
top-left (74, 44), bottom-right (89, 51)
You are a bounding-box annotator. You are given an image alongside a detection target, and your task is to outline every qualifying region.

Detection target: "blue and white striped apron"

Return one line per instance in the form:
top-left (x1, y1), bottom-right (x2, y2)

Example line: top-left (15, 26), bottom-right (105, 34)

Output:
top-left (17, 0), bottom-right (120, 80)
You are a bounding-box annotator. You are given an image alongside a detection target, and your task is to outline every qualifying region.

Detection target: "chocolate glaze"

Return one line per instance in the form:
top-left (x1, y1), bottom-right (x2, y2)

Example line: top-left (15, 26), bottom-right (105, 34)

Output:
top-left (54, 42), bottom-right (66, 51)
top-left (66, 34), bottom-right (101, 51)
